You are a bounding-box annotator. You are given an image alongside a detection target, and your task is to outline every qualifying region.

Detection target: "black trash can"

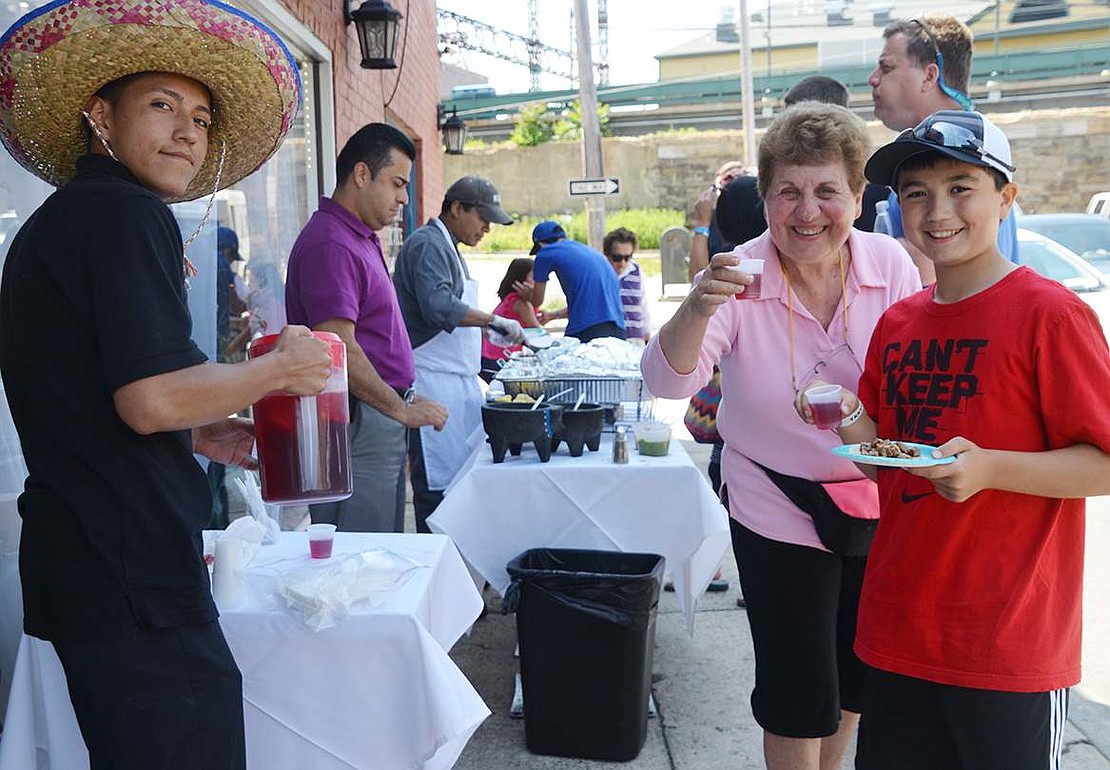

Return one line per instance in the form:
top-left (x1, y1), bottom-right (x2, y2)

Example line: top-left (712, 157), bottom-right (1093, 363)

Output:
top-left (503, 548), bottom-right (665, 761)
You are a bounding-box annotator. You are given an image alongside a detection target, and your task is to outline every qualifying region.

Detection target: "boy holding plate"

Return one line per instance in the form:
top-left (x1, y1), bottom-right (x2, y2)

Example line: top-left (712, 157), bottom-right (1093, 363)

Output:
top-left (799, 110), bottom-right (1110, 768)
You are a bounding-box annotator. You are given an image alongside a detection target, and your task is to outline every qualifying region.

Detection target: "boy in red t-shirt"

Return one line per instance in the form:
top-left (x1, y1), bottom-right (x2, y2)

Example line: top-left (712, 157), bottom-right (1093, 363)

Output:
top-left (797, 110), bottom-right (1110, 769)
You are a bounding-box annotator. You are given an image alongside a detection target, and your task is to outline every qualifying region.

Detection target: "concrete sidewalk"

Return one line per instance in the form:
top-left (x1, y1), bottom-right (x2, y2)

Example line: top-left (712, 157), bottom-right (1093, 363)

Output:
top-left (441, 440), bottom-right (1110, 770)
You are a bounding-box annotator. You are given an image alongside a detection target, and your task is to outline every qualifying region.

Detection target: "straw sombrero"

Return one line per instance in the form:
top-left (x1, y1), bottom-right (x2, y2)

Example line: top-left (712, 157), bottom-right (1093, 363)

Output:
top-left (0, 0), bottom-right (301, 203)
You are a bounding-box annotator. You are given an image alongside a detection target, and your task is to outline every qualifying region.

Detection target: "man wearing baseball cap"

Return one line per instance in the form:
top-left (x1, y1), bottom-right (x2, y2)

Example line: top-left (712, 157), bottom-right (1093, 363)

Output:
top-left (523, 220), bottom-right (625, 343)
top-left (837, 110), bottom-right (1110, 769)
top-left (394, 176), bottom-right (525, 532)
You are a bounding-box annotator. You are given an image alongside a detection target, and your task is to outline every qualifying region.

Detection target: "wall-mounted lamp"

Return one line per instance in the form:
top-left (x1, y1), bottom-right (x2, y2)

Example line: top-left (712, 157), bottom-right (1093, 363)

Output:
top-left (440, 107), bottom-right (467, 155)
top-left (344, 0), bottom-right (403, 70)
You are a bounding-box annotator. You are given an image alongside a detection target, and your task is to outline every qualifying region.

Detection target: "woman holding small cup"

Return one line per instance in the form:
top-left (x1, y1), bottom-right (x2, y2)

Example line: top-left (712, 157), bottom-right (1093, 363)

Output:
top-left (641, 102), bottom-right (920, 770)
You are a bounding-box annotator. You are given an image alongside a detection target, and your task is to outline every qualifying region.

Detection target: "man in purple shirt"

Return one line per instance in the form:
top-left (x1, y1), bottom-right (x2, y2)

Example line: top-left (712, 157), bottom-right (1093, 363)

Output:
top-left (286, 124), bottom-right (447, 532)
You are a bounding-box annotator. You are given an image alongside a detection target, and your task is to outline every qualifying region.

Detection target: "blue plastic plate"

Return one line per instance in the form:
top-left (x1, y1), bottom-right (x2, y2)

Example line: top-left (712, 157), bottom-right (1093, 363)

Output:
top-left (831, 442), bottom-right (956, 468)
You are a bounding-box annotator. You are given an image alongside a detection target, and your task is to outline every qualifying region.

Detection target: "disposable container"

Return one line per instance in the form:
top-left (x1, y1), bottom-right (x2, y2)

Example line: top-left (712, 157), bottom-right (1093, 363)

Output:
top-left (633, 422), bottom-right (671, 456)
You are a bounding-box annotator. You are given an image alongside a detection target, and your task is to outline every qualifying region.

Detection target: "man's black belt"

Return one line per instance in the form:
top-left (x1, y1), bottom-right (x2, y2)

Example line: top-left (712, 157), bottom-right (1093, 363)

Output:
top-left (393, 386), bottom-right (415, 402)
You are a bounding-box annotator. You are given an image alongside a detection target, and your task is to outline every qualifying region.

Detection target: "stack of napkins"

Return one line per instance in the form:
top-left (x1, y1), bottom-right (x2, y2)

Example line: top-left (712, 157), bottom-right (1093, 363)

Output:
top-left (277, 549), bottom-right (424, 631)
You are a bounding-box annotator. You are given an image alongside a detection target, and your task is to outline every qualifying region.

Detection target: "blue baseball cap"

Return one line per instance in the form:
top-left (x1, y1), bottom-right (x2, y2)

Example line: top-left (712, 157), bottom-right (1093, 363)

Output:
top-left (530, 220), bottom-right (566, 255)
top-left (217, 226), bottom-right (241, 260)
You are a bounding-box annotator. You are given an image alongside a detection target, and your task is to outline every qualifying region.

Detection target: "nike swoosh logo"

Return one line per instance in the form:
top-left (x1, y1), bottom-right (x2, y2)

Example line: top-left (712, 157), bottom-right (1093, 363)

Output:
top-left (901, 490), bottom-right (932, 504)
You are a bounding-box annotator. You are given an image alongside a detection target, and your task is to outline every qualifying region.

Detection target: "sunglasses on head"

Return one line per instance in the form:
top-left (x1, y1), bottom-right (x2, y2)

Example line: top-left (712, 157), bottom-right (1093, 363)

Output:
top-left (902, 120), bottom-right (1015, 174)
top-left (910, 19), bottom-right (975, 112)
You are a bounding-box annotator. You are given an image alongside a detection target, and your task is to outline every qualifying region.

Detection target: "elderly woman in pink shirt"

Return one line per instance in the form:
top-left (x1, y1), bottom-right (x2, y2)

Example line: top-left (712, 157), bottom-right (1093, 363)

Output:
top-left (642, 103), bottom-right (920, 770)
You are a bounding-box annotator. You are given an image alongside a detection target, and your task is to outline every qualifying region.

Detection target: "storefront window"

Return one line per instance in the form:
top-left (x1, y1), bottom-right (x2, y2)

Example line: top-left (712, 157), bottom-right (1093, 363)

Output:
top-left (214, 57), bottom-right (318, 361)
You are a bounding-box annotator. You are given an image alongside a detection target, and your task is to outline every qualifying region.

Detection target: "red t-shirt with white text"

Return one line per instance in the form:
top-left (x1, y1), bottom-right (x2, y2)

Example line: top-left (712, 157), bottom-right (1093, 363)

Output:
top-left (856, 267), bottom-right (1110, 692)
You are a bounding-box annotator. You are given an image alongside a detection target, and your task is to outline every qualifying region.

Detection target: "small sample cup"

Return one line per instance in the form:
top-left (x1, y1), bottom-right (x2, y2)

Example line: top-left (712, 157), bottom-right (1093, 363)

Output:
top-left (805, 384), bottom-right (844, 431)
top-left (307, 523), bottom-right (337, 559)
top-left (731, 259), bottom-right (764, 300)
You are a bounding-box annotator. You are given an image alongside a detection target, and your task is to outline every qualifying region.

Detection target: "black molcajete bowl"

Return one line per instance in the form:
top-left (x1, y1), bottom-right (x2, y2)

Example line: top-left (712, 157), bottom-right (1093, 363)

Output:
top-left (481, 402), bottom-right (561, 463)
top-left (551, 402), bottom-right (604, 457)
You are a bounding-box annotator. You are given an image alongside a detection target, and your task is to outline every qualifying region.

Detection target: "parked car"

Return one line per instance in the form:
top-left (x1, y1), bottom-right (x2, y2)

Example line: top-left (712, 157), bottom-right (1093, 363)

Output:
top-left (1087, 192), bottom-right (1110, 217)
top-left (1016, 228), bottom-right (1110, 339)
top-left (1016, 213), bottom-right (1110, 275)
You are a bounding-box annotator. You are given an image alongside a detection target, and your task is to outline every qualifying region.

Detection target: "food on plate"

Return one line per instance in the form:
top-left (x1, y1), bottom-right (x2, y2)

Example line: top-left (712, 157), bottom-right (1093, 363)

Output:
top-left (512, 393), bottom-right (535, 403)
top-left (493, 395), bottom-right (513, 403)
top-left (858, 438), bottom-right (920, 459)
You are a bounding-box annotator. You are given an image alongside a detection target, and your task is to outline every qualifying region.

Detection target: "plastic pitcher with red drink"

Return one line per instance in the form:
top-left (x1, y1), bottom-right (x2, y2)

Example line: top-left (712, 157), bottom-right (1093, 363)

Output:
top-left (248, 332), bottom-right (352, 505)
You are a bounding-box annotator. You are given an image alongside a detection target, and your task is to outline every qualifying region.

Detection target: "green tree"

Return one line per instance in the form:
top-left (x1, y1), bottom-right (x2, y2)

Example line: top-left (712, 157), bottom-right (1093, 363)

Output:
top-left (553, 99), bottom-right (611, 141)
top-left (509, 102), bottom-right (555, 147)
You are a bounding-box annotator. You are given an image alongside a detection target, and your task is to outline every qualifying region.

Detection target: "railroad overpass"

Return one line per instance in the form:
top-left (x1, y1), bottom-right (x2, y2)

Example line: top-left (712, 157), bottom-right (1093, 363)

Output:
top-left (442, 44), bottom-right (1110, 140)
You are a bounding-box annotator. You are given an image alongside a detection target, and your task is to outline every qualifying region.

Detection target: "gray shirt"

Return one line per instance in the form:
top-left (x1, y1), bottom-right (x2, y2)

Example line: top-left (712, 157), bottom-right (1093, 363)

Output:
top-left (393, 218), bottom-right (472, 349)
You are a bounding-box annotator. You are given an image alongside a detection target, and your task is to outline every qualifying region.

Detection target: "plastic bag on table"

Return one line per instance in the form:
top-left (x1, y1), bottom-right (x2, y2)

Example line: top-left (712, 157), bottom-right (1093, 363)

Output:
top-left (233, 472), bottom-right (280, 544)
top-left (277, 549), bottom-right (424, 631)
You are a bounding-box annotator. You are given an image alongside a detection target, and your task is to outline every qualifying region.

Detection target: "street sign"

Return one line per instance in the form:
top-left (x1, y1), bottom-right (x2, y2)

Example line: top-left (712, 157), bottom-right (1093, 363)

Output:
top-left (568, 177), bottom-right (621, 197)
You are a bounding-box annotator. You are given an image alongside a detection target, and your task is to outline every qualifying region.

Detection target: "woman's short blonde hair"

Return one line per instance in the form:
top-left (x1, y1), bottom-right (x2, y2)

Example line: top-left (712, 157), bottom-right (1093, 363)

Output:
top-left (757, 102), bottom-right (872, 198)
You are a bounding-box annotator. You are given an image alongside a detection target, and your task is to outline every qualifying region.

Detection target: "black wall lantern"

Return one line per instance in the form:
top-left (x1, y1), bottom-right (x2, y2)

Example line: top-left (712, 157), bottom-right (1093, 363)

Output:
top-left (345, 0), bottom-right (403, 70)
top-left (440, 107), bottom-right (467, 155)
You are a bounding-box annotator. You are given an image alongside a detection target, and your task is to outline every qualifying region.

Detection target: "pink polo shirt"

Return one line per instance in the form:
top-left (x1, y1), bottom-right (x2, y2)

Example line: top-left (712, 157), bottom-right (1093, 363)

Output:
top-left (642, 229), bottom-right (921, 549)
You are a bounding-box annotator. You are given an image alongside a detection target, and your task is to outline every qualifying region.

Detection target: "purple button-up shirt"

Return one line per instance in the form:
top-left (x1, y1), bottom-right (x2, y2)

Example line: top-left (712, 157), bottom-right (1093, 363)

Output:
top-left (285, 197), bottom-right (415, 390)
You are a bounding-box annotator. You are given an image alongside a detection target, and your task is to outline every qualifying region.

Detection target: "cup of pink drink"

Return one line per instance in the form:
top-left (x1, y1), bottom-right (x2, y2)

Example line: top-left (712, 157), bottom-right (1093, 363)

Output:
top-left (307, 523), bottom-right (336, 559)
top-left (805, 384), bottom-right (844, 430)
top-left (730, 259), bottom-right (764, 300)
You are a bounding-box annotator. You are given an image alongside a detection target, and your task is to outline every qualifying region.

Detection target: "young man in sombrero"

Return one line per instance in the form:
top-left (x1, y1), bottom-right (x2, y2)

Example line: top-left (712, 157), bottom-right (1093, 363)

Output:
top-left (0, 1), bottom-right (331, 766)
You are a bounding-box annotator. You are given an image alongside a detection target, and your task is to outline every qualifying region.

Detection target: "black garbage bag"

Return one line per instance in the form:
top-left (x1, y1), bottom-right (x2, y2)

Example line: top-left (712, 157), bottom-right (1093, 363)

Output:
top-left (503, 548), bottom-right (665, 762)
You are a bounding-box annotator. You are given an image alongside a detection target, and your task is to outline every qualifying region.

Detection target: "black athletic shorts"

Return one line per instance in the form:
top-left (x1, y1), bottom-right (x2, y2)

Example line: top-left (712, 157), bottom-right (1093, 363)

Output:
top-left (856, 668), bottom-right (1069, 770)
top-left (730, 517), bottom-right (868, 738)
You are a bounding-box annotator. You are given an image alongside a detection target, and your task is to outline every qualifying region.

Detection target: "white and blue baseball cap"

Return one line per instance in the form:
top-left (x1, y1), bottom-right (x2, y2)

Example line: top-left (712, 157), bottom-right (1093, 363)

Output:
top-left (866, 110), bottom-right (1015, 187)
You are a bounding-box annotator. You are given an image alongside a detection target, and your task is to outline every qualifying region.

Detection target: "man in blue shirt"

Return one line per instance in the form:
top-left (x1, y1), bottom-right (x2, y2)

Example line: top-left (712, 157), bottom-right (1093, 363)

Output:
top-left (525, 220), bottom-right (625, 342)
top-left (868, 15), bottom-right (1018, 282)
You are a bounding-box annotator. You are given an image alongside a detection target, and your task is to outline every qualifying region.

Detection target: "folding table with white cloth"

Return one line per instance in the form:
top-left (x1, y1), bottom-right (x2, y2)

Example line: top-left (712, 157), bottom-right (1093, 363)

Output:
top-left (429, 434), bottom-right (731, 634)
top-left (0, 532), bottom-right (490, 770)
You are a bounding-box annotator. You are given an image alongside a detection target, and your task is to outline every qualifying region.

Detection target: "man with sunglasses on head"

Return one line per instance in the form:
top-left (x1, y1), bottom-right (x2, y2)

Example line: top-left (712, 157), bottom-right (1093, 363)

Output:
top-left (869, 15), bottom-right (1019, 282)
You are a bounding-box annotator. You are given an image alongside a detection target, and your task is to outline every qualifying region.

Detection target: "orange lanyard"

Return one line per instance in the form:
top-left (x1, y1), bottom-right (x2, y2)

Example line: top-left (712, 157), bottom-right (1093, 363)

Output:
top-left (782, 250), bottom-right (850, 395)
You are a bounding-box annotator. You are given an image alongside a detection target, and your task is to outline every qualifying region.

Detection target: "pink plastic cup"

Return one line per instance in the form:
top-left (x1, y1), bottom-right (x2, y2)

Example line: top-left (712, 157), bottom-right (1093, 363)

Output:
top-left (730, 259), bottom-right (764, 300)
top-left (307, 523), bottom-right (336, 559)
top-left (805, 384), bottom-right (844, 430)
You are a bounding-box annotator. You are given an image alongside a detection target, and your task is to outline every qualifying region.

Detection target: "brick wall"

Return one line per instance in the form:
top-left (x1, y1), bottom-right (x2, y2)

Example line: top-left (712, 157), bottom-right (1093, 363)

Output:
top-left (445, 106), bottom-right (1110, 218)
top-left (280, 0), bottom-right (443, 223)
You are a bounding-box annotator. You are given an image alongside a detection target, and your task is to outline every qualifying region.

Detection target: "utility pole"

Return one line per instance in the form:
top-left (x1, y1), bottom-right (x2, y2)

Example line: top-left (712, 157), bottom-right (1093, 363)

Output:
top-left (574, 0), bottom-right (605, 250)
top-left (738, 0), bottom-right (757, 168)
top-left (528, 0), bottom-right (541, 91)
top-left (597, 0), bottom-right (610, 87)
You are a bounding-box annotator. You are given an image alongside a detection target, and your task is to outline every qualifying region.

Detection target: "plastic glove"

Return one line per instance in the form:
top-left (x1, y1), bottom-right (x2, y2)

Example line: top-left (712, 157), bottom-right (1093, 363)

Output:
top-left (488, 315), bottom-right (526, 346)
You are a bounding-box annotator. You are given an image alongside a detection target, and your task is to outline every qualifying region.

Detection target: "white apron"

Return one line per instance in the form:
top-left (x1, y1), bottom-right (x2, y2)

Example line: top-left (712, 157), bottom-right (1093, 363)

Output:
top-left (412, 221), bottom-right (484, 491)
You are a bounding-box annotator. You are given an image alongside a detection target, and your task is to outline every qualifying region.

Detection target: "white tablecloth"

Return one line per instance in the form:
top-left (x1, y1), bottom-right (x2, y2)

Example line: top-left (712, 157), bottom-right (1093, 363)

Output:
top-left (429, 435), bottom-right (731, 633)
top-left (0, 533), bottom-right (490, 770)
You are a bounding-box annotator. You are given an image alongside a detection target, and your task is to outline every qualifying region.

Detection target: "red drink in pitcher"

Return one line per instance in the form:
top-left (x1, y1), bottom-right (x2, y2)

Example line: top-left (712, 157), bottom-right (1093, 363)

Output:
top-left (249, 333), bottom-right (353, 505)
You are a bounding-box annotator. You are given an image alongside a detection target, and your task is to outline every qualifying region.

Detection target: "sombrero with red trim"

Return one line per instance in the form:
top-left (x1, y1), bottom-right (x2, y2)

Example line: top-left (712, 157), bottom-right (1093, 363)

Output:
top-left (0, 0), bottom-right (300, 202)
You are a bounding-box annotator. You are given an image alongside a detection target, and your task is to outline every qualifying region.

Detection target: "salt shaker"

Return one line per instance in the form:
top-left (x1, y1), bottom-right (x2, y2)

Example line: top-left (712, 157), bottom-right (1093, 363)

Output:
top-left (612, 425), bottom-right (629, 464)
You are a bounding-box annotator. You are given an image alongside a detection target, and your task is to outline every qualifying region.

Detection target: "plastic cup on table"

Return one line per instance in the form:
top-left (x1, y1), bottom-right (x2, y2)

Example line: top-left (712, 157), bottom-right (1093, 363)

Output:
top-left (634, 422), bottom-right (672, 456)
top-left (307, 523), bottom-right (337, 559)
top-left (212, 537), bottom-right (245, 609)
top-left (729, 258), bottom-right (764, 300)
top-left (804, 384), bottom-right (844, 431)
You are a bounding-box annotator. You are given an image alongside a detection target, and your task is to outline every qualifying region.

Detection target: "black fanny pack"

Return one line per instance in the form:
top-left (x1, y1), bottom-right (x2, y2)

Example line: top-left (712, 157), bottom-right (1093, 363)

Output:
top-left (750, 459), bottom-right (877, 557)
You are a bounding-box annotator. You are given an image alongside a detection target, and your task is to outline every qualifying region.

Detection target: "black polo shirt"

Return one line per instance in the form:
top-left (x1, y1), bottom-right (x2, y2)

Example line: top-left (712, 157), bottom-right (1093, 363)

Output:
top-left (0, 154), bottom-right (215, 641)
